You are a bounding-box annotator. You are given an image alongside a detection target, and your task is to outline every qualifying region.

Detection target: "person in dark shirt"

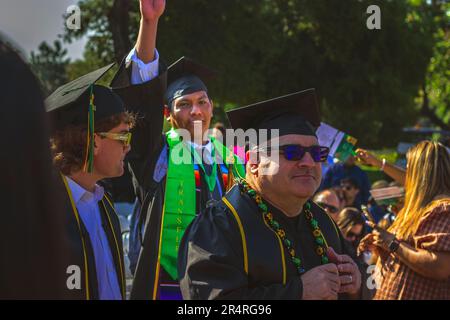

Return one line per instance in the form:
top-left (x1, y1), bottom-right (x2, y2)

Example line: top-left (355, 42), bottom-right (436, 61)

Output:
top-left (321, 155), bottom-right (371, 208)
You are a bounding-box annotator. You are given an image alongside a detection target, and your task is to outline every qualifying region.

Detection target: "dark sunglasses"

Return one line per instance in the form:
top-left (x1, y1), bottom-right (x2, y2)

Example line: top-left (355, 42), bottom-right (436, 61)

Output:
top-left (317, 202), bottom-right (339, 214)
top-left (347, 230), bottom-right (362, 240)
top-left (341, 184), bottom-right (354, 191)
top-left (275, 145), bottom-right (330, 162)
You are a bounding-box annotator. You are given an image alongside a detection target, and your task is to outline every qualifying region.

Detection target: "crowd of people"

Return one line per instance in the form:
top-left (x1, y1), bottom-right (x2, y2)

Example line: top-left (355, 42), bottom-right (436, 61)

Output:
top-left (1, 0), bottom-right (449, 300)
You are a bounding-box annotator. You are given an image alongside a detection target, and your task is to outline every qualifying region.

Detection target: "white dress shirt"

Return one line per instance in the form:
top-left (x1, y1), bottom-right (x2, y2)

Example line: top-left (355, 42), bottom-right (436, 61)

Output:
top-left (66, 177), bottom-right (122, 300)
top-left (126, 47), bottom-right (160, 85)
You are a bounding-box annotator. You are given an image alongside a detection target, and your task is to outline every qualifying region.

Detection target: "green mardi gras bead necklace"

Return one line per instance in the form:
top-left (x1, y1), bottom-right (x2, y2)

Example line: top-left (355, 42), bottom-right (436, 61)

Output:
top-left (239, 180), bottom-right (329, 275)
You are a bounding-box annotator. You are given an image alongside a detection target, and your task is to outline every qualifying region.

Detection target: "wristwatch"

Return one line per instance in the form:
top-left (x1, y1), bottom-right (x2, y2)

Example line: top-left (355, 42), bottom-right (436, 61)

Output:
top-left (388, 238), bottom-right (400, 253)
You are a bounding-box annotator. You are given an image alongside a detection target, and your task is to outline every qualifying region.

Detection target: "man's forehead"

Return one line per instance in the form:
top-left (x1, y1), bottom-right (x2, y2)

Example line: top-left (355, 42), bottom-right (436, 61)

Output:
top-left (110, 122), bottom-right (130, 132)
top-left (275, 134), bottom-right (319, 146)
top-left (173, 90), bottom-right (209, 102)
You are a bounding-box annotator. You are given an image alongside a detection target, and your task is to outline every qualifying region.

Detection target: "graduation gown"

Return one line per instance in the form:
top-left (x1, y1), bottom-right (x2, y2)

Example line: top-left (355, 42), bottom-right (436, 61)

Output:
top-left (57, 175), bottom-right (126, 300)
top-left (110, 60), bottom-right (236, 300)
top-left (178, 183), bottom-right (361, 300)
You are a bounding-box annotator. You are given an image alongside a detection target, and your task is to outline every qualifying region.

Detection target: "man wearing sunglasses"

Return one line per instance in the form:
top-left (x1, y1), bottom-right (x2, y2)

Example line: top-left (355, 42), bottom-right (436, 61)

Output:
top-left (179, 90), bottom-right (363, 300)
top-left (314, 189), bottom-right (342, 222)
top-left (45, 65), bottom-right (134, 299)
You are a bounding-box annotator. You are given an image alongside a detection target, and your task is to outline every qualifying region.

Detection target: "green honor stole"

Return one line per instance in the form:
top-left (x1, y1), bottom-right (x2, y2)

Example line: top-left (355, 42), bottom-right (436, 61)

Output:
top-left (160, 128), bottom-right (245, 280)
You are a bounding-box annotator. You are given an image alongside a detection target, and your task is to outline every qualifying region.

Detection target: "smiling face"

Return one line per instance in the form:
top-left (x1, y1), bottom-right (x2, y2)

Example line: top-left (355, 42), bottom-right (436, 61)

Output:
top-left (93, 121), bottom-right (131, 178)
top-left (167, 90), bottom-right (213, 139)
top-left (253, 134), bottom-right (323, 201)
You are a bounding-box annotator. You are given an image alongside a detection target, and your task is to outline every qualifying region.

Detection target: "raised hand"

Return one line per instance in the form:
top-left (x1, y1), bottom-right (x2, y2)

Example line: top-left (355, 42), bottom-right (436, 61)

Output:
top-left (140, 0), bottom-right (166, 21)
top-left (372, 226), bottom-right (397, 252)
top-left (135, 0), bottom-right (165, 63)
top-left (355, 148), bottom-right (381, 167)
top-left (358, 233), bottom-right (377, 255)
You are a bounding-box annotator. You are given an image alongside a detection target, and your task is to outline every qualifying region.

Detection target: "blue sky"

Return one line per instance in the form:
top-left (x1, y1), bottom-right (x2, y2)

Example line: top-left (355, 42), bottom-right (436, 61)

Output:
top-left (0, 0), bottom-right (87, 60)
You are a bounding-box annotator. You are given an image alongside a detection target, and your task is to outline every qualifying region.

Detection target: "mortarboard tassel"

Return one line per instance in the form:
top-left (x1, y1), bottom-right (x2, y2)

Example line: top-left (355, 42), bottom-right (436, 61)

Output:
top-left (83, 85), bottom-right (96, 173)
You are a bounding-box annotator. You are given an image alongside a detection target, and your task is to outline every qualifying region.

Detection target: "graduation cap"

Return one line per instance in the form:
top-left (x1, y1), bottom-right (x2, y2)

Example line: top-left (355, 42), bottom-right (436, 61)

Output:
top-left (226, 89), bottom-right (321, 141)
top-left (164, 56), bottom-right (217, 107)
top-left (45, 63), bottom-right (125, 173)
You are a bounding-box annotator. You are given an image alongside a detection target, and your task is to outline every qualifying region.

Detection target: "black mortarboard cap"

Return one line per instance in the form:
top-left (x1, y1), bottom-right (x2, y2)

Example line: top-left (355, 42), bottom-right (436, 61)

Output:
top-left (45, 63), bottom-right (124, 131)
top-left (226, 89), bottom-right (320, 139)
top-left (164, 56), bottom-right (217, 107)
top-left (45, 63), bottom-right (125, 172)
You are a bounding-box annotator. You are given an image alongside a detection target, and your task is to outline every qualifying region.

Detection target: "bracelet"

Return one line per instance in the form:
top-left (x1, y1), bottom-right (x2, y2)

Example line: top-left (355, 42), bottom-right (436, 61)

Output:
top-left (380, 158), bottom-right (386, 171)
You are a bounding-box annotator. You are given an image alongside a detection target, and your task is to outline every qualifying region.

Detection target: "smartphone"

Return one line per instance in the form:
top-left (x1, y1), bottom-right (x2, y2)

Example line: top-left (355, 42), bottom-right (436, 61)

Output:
top-left (361, 205), bottom-right (376, 225)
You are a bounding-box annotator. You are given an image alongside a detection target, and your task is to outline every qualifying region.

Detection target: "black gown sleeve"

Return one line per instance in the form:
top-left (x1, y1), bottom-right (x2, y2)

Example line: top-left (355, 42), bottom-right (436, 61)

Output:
top-left (110, 58), bottom-right (168, 196)
top-left (178, 203), bottom-right (303, 300)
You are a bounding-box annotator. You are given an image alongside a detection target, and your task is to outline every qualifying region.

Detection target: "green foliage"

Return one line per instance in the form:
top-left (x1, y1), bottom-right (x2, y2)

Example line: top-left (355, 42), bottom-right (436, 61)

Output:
top-left (35, 0), bottom-right (448, 148)
top-left (30, 40), bottom-right (70, 96)
top-left (423, 5), bottom-right (450, 125)
top-left (66, 49), bottom-right (118, 85)
top-left (62, 0), bottom-right (114, 62)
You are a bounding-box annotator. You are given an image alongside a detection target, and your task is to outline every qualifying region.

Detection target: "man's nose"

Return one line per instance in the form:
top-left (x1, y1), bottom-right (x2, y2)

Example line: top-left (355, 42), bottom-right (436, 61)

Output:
top-left (296, 151), bottom-right (315, 167)
top-left (124, 143), bottom-right (131, 154)
top-left (190, 103), bottom-right (203, 116)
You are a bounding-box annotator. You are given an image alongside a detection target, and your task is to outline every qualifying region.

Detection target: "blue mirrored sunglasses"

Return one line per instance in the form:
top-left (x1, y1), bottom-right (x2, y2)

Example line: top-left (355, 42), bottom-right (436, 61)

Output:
top-left (279, 145), bottom-right (330, 162)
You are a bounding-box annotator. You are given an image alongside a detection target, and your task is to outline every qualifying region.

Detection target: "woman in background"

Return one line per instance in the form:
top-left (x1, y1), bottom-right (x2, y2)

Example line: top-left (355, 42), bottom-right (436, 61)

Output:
top-left (337, 207), bottom-right (366, 254)
top-left (359, 141), bottom-right (450, 299)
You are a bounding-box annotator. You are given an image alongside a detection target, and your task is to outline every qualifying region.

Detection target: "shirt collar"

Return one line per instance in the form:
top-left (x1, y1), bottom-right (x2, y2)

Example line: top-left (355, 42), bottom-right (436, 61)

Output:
top-left (66, 176), bottom-right (105, 205)
top-left (188, 139), bottom-right (212, 153)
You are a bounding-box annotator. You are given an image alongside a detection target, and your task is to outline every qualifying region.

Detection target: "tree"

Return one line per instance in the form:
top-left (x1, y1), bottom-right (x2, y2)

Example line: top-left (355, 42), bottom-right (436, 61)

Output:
top-left (417, 0), bottom-right (449, 130)
top-left (56, 0), bottom-right (447, 147)
top-left (30, 40), bottom-right (70, 96)
top-left (62, 0), bottom-right (138, 64)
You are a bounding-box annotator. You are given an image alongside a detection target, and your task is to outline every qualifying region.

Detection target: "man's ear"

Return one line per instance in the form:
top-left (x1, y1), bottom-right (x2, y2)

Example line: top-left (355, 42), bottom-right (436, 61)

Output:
top-left (93, 134), bottom-right (102, 156)
top-left (210, 99), bottom-right (214, 116)
top-left (163, 105), bottom-right (171, 120)
top-left (246, 150), bottom-right (260, 174)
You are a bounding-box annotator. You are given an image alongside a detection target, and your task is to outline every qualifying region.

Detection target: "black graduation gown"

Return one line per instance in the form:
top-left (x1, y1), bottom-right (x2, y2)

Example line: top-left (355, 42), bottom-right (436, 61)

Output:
top-left (57, 176), bottom-right (126, 300)
top-left (110, 60), bottom-right (232, 300)
top-left (178, 184), bottom-right (362, 300)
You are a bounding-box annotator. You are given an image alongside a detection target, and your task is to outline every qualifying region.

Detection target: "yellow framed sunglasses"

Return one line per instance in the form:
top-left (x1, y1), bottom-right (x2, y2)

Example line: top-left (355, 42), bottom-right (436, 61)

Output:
top-left (98, 132), bottom-right (132, 147)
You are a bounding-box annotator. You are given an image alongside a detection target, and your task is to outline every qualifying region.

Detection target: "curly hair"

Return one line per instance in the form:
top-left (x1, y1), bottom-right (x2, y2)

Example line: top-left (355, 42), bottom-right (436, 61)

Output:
top-left (51, 111), bottom-right (135, 175)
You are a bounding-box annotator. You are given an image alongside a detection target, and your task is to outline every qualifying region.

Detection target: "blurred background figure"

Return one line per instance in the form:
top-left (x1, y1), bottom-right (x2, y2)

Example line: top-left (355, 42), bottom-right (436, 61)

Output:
top-left (212, 121), bottom-right (246, 162)
top-left (366, 180), bottom-right (390, 224)
top-left (321, 155), bottom-right (371, 208)
top-left (359, 140), bottom-right (450, 300)
top-left (313, 189), bottom-right (342, 222)
top-left (0, 38), bottom-right (68, 298)
top-left (364, 179), bottom-right (405, 235)
top-left (339, 177), bottom-right (361, 207)
top-left (211, 122), bottom-right (226, 144)
top-left (336, 207), bottom-right (366, 255)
